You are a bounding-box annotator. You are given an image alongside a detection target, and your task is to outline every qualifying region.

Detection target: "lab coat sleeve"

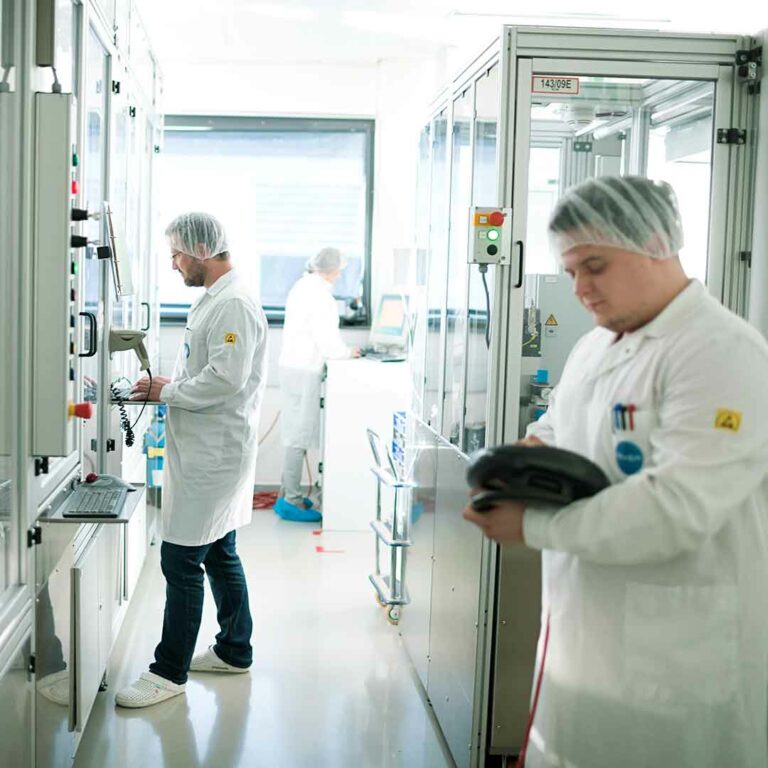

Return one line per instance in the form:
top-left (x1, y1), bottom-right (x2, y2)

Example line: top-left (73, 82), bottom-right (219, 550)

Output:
top-left (524, 333), bottom-right (768, 565)
top-left (162, 299), bottom-right (264, 411)
top-left (310, 294), bottom-right (351, 361)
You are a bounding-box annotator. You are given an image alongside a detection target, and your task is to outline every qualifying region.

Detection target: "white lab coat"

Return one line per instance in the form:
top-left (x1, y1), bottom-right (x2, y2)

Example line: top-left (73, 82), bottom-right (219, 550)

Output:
top-left (523, 280), bottom-right (768, 768)
top-left (161, 270), bottom-right (268, 546)
top-left (278, 272), bottom-right (351, 449)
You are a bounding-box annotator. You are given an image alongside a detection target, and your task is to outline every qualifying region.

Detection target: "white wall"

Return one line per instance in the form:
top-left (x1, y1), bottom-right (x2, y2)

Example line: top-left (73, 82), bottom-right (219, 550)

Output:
top-left (161, 55), bottom-right (445, 303)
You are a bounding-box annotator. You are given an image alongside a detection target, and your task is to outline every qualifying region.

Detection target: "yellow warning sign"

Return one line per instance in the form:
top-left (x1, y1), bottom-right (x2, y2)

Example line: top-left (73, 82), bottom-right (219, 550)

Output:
top-left (715, 408), bottom-right (742, 432)
top-left (224, 333), bottom-right (237, 345)
top-left (544, 314), bottom-right (559, 326)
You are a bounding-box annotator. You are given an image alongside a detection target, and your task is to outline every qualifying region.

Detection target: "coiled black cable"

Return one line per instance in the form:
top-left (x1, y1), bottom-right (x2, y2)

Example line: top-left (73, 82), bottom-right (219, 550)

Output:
top-left (111, 369), bottom-right (153, 448)
top-left (111, 382), bottom-right (135, 447)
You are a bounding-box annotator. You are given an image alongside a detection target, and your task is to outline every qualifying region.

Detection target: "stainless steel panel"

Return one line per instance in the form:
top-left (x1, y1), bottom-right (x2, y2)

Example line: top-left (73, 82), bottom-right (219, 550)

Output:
top-left (98, 523), bottom-right (122, 661)
top-left (36, 538), bottom-right (76, 768)
top-left (489, 547), bottom-right (542, 754)
top-left (72, 532), bottom-right (101, 732)
top-left (0, 615), bottom-right (33, 768)
top-left (428, 442), bottom-right (484, 768)
top-left (399, 419), bottom-right (437, 690)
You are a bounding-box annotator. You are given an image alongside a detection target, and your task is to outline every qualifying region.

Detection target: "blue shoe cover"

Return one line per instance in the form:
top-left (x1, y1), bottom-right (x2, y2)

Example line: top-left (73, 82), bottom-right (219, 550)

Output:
top-left (274, 496), bottom-right (321, 523)
top-left (303, 497), bottom-right (314, 509)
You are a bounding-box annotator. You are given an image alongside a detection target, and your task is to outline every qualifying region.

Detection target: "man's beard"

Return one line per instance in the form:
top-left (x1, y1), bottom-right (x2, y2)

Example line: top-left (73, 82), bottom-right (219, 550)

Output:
top-left (182, 262), bottom-right (205, 286)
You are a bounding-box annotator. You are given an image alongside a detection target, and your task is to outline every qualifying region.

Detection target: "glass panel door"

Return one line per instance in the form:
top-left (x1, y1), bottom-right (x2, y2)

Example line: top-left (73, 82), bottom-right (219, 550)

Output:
top-left (513, 62), bottom-right (720, 438)
top-left (442, 86), bottom-right (473, 445)
top-left (423, 108), bottom-right (449, 431)
top-left (464, 63), bottom-right (500, 453)
top-left (0, 0), bottom-right (19, 603)
top-left (411, 123), bottom-right (431, 420)
top-left (81, 27), bottom-right (108, 472)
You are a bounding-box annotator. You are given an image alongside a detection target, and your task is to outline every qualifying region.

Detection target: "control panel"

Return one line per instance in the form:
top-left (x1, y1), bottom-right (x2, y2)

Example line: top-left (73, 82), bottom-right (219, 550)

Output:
top-left (32, 92), bottom-right (92, 457)
top-left (468, 207), bottom-right (512, 265)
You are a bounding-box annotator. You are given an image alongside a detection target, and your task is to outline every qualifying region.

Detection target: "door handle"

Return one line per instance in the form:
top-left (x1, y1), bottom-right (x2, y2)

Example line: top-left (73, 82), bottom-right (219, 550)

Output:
top-left (141, 301), bottom-right (150, 332)
top-left (514, 241), bottom-right (524, 288)
top-left (78, 312), bottom-right (97, 357)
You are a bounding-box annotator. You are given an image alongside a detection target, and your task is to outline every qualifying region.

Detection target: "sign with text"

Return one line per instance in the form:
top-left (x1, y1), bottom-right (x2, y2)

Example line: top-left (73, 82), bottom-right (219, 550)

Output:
top-left (532, 75), bottom-right (580, 95)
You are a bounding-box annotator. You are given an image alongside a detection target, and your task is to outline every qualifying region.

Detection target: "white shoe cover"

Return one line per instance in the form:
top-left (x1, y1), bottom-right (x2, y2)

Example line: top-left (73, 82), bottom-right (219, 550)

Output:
top-left (115, 672), bottom-right (185, 708)
top-left (189, 646), bottom-right (250, 674)
top-left (37, 670), bottom-right (70, 706)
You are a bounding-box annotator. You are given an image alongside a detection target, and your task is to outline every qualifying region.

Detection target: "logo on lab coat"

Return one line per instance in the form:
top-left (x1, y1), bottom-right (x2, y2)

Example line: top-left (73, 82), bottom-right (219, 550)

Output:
top-left (714, 408), bottom-right (742, 432)
top-left (183, 342), bottom-right (191, 358)
top-left (615, 441), bottom-right (644, 475)
top-left (224, 333), bottom-right (237, 345)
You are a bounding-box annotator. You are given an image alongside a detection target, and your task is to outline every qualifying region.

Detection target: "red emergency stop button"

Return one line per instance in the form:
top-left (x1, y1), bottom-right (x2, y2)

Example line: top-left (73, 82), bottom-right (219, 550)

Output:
top-left (489, 211), bottom-right (505, 227)
top-left (69, 402), bottom-right (94, 419)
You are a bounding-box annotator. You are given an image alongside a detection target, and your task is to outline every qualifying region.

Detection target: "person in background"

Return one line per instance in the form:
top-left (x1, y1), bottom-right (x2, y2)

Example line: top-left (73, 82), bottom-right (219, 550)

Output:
top-left (463, 176), bottom-right (768, 768)
top-left (275, 247), bottom-right (360, 523)
top-left (116, 212), bottom-right (268, 708)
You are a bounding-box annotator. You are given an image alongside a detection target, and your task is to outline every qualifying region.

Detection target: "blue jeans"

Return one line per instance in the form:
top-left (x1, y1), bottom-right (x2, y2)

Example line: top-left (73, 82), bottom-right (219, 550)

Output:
top-left (149, 530), bottom-right (252, 685)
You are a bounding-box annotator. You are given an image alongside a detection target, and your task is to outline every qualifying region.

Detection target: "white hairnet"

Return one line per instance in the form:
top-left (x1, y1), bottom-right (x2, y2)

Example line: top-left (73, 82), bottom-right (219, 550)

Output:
top-left (548, 176), bottom-right (684, 260)
top-left (306, 247), bottom-right (346, 274)
top-left (165, 212), bottom-right (229, 261)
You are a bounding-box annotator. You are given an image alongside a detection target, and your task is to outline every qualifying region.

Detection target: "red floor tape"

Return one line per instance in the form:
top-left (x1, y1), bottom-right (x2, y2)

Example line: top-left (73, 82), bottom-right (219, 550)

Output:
top-left (315, 546), bottom-right (344, 554)
top-left (253, 491), bottom-right (279, 510)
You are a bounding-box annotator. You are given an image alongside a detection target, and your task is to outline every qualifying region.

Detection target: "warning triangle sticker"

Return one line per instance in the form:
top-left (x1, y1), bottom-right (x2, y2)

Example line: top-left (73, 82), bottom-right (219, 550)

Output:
top-left (544, 314), bottom-right (559, 326)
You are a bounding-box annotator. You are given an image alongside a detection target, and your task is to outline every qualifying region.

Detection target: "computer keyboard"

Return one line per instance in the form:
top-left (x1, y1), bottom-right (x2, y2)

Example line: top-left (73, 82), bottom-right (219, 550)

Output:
top-left (360, 346), bottom-right (406, 362)
top-left (61, 487), bottom-right (126, 518)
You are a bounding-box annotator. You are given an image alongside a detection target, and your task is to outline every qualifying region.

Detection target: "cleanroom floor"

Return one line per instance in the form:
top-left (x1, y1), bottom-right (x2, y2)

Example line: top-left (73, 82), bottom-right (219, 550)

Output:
top-left (74, 508), bottom-right (454, 768)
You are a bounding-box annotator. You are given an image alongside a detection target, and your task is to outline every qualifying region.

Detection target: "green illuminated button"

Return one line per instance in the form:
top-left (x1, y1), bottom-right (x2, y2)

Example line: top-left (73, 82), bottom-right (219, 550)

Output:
top-left (487, 229), bottom-right (500, 241)
top-left (72, 152), bottom-right (79, 167)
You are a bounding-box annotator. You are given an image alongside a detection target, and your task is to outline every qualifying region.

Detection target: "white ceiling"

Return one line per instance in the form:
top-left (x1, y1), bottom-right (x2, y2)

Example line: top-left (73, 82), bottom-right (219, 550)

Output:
top-left (134, 0), bottom-right (768, 70)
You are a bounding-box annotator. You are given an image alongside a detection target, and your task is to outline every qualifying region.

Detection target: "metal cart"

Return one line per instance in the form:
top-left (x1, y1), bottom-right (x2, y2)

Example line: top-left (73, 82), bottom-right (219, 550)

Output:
top-left (367, 430), bottom-right (414, 625)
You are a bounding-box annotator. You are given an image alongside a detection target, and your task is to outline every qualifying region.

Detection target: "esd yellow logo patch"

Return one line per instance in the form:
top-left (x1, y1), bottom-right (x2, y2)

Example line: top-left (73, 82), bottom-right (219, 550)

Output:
top-left (714, 408), bottom-right (742, 432)
top-left (224, 333), bottom-right (237, 345)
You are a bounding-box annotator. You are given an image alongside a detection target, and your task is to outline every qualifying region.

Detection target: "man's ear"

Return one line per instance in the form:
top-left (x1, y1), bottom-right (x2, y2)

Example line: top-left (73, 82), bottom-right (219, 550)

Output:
top-left (194, 243), bottom-right (210, 260)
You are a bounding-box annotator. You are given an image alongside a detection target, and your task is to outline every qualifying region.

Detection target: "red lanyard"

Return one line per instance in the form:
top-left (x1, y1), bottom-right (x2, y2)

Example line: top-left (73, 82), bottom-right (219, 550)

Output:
top-left (516, 612), bottom-right (551, 768)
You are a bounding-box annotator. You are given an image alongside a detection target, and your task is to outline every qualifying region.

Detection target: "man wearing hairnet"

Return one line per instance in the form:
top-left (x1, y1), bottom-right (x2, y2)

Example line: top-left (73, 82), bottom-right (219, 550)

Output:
top-left (275, 247), bottom-right (360, 523)
top-left (463, 176), bottom-right (768, 767)
top-left (116, 213), bottom-right (268, 708)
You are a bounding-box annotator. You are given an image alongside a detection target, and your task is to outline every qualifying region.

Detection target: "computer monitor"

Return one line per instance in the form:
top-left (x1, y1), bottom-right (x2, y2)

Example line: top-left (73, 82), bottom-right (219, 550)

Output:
top-left (369, 293), bottom-right (408, 351)
top-left (103, 201), bottom-right (134, 299)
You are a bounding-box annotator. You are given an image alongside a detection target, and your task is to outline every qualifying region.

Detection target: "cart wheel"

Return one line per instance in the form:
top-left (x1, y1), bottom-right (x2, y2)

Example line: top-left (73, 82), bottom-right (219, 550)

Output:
top-left (386, 605), bottom-right (401, 625)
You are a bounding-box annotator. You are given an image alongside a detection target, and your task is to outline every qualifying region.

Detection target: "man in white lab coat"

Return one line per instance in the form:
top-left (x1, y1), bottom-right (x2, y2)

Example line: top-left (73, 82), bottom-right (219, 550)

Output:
top-left (275, 247), bottom-right (359, 523)
top-left (116, 212), bottom-right (268, 708)
top-left (464, 176), bottom-right (768, 767)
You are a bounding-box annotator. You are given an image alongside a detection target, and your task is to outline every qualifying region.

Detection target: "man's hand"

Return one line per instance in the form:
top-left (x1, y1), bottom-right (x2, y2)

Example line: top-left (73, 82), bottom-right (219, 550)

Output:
top-left (351, 347), bottom-right (362, 358)
top-left (463, 496), bottom-right (527, 545)
top-left (131, 376), bottom-right (170, 402)
top-left (462, 436), bottom-right (541, 544)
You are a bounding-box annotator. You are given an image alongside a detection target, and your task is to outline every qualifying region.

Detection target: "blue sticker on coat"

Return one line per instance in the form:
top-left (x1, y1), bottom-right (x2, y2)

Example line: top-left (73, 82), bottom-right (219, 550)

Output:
top-left (615, 441), bottom-right (644, 475)
top-left (183, 342), bottom-right (191, 359)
